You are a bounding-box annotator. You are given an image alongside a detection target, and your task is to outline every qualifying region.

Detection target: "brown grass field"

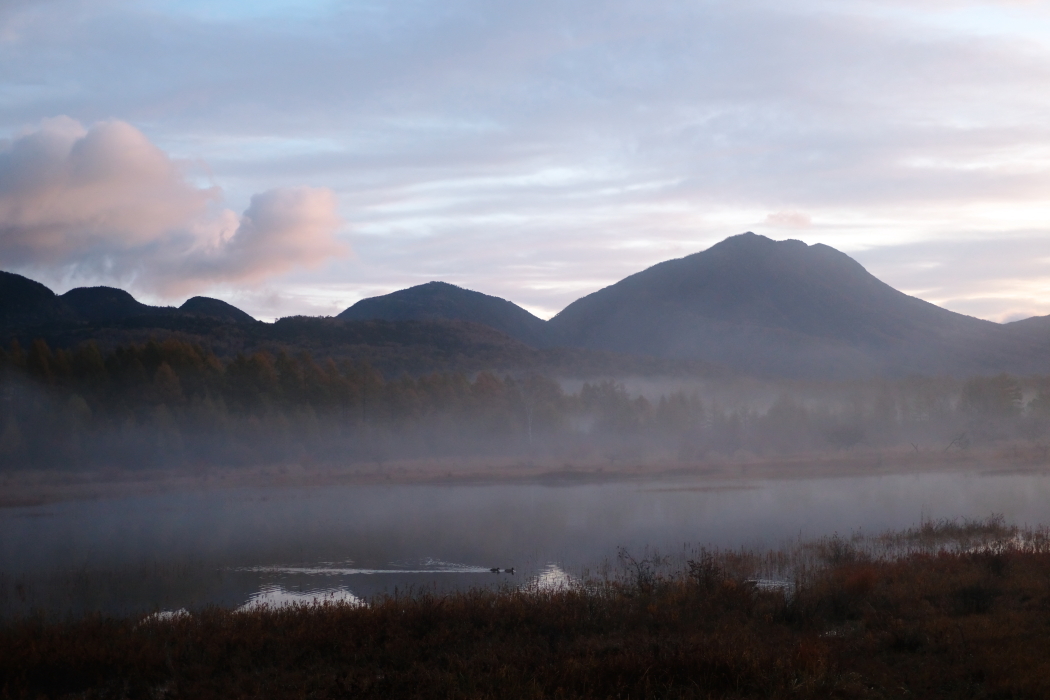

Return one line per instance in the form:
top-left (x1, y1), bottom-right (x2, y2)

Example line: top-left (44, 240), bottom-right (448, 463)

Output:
top-left (2, 518), bottom-right (1050, 699)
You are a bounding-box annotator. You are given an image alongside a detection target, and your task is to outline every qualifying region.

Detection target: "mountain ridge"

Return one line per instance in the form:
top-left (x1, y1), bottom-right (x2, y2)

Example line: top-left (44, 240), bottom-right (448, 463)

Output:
top-left (0, 271), bottom-right (256, 327)
top-left (4, 233), bottom-right (1050, 379)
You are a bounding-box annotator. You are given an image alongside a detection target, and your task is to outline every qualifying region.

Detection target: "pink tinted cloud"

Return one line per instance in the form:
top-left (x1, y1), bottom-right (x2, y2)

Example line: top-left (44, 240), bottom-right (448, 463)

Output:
top-left (166, 186), bottom-right (347, 295)
top-left (0, 117), bottom-right (347, 295)
top-left (764, 211), bottom-right (812, 228)
top-left (0, 116), bottom-right (217, 264)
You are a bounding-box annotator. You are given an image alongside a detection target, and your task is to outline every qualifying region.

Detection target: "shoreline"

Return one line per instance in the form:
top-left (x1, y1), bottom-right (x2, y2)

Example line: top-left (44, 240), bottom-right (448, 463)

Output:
top-left (3, 444), bottom-right (1049, 508)
top-left (4, 518), bottom-right (1049, 698)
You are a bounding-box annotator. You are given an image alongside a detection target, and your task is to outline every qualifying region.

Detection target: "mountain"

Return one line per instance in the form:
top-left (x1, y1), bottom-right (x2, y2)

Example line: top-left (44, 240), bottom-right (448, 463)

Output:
top-left (0, 271), bottom-right (74, 327)
top-left (5, 234), bottom-right (1050, 379)
top-left (0, 271), bottom-right (714, 378)
top-left (338, 281), bottom-right (550, 347)
top-left (547, 232), bottom-right (1040, 378)
top-left (180, 296), bottom-right (256, 323)
top-left (59, 286), bottom-right (173, 323)
top-left (1003, 313), bottom-right (1050, 340)
top-left (0, 274), bottom-right (256, 330)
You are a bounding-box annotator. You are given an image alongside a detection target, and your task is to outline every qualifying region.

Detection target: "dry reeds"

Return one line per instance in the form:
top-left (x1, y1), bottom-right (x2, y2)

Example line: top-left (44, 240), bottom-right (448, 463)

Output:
top-left (3, 517), bottom-right (1050, 699)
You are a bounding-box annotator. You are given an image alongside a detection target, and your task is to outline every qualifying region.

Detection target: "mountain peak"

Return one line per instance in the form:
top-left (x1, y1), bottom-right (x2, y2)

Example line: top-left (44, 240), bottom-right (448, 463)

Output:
top-left (180, 296), bottom-right (256, 323)
top-left (704, 231), bottom-right (850, 263)
top-left (709, 231), bottom-right (801, 249)
top-left (59, 286), bottom-right (166, 323)
top-left (547, 232), bottom-right (995, 377)
top-left (337, 281), bottom-right (549, 346)
top-left (0, 271), bottom-right (71, 327)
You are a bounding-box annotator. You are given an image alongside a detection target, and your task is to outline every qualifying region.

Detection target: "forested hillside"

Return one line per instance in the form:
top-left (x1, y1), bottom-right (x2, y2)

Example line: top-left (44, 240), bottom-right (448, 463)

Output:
top-left (2, 337), bottom-right (1048, 470)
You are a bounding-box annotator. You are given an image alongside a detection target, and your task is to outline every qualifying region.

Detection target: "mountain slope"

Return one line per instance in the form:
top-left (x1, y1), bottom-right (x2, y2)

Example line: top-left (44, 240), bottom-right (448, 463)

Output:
top-left (338, 281), bottom-right (550, 347)
top-left (59, 286), bottom-right (172, 323)
top-left (547, 233), bottom-right (1031, 378)
top-left (1, 271), bottom-right (718, 378)
top-left (6, 235), bottom-right (1050, 380)
top-left (1, 273), bottom-right (256, 330)
top-left (180, 296), bottom-right (256, 323)
top-left (0, 271), bottom-right (74, 328)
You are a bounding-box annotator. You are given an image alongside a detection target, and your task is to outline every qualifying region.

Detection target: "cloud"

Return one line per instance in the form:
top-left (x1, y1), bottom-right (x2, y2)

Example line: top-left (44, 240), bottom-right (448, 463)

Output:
top-left (764, 211), bottom-right (813, 228)
top-left (169, 186), bottom-right (346, 294)
top-left (852, 235), bottom-right (1050, 323)
top-left (0, 117), bottom-right (216, 263)
top-left (0, 117), bottom-right (346, 295)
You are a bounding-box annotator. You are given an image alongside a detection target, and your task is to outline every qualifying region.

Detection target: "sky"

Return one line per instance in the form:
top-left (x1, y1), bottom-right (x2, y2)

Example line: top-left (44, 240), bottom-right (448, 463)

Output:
top-left (2, 0), bottom-right (1050, 322)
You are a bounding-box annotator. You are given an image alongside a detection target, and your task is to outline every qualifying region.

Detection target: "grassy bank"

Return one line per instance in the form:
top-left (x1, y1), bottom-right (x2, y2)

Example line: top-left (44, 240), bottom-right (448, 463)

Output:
top-left (3, 518), bottom-right (1050, 699)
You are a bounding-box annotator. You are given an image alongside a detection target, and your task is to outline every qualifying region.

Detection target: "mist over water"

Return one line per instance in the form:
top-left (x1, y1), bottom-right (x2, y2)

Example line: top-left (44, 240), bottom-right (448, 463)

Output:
top-left (3, 470), bottom-right (1050, 617)
top-left (5, 334), bottom-right (1050, 617)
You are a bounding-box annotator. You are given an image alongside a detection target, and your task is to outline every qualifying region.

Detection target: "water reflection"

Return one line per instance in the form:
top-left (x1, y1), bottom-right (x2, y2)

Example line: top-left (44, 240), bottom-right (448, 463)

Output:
top-left (239, 585), bottom-right (363, 611)
top-left (527, 564), bottom-right (578, 592)
top-left (2, 470), bottom-right (1049, 617)
top-left (236, 560), bottom-right (492, 576)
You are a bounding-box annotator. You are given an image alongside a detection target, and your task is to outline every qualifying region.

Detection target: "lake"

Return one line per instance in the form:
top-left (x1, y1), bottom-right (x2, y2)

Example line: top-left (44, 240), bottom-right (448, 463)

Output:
top-left (3, 468), bottom-right (1049, 617)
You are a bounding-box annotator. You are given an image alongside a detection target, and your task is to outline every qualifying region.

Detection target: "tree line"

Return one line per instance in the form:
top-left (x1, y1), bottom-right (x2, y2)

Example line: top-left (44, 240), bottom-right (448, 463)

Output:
top-left (1, 338), bottom-right (1048, 470)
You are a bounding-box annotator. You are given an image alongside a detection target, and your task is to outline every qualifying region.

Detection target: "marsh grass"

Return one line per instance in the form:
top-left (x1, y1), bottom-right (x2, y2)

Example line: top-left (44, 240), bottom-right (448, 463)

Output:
top-left (4, 517), bottom-right (1050, 699)
top-left (0, 561), bottom-right (238, 621)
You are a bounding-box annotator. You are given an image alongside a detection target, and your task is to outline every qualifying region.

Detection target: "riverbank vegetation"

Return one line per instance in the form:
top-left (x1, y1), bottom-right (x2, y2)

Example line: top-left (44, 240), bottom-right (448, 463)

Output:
top-left (3, 338), bottom-right (1050, 469)
top-left (2, 517), bottom-right (1049, 698)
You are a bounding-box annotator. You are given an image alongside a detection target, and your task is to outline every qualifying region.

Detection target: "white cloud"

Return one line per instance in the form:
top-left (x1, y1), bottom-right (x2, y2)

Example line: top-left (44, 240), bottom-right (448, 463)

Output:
top-left (0, 117), bottom-right (216, 263)
top-left (0, 117), bottom-right (347, 296)
top-left (167, 186), bottom-right (346, 294)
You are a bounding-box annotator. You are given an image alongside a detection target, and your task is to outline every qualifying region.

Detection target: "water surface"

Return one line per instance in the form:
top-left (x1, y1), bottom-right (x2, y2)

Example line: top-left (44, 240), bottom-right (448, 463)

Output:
top-left (2, 469), bottom-right (1048, 616)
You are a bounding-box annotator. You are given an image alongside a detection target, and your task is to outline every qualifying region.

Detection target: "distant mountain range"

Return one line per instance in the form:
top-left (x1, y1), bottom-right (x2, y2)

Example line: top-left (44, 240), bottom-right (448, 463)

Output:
top-left (4, 232), bottom-right (1050, 378)
top-left (0, 273), bottom-right (718, 378)
top-left (0, 273), bottom-right (258, 328)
